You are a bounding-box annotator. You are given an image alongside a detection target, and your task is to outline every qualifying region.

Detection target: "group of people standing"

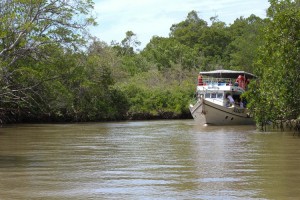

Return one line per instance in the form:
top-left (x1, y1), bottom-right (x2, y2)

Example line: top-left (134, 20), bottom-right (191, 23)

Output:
top-left (197, 74), bottom-right (250, 89)
top-left (196, 73), bottom-right (249, 109)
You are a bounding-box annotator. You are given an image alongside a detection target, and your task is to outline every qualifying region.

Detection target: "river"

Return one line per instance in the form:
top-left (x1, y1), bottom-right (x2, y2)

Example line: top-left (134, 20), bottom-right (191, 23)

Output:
top-left (0, 120), bottom-right (299, 199)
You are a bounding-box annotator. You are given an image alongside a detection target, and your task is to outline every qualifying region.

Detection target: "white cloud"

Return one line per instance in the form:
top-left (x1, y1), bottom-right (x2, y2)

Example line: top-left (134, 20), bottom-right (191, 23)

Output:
top-left (91, 0), bottom-right (269, 48)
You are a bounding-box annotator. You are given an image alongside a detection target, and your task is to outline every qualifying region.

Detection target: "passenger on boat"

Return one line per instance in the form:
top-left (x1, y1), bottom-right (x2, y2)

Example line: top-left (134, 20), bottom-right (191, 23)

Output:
top-left (236, 75), bottom-right (245, 89)
top-left (240, 101), bottom-right (244, 108)
top-left (225, 94), bottom-right (235, 107)
top-left (198, 74), bottom-right (203, 86)
top-left (245, 78), bottom-right (250, 90)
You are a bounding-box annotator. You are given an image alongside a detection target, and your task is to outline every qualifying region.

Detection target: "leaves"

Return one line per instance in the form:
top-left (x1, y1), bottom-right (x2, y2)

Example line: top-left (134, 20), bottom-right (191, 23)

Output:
top-left (246, 0), bottom-right (300, 125)
top-left (0, 0), bottom-right (96, 122)
top-left (1, 1), bottom-right (298, 125)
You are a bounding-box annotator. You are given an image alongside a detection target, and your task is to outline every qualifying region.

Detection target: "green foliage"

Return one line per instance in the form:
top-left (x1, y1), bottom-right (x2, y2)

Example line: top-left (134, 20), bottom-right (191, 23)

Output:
top-left (148, 11), bottom-right (263, 71)
top-left (119, 69), bottom-right (196, 119)
top-left (245, 0), bottom-right (300, 126)
top-left (170, 11), bottom-right (208, 49)
top-left (198, 20), bottom-right (232, 70)
top-left (0, 0), bottom-right (96, 123)
top-left (0, 0), bottom-right (96, 65)
top-left (142, 37), bottom-right (199, 70)
top-left (3, 1), bottom-right (298, 125)
top-left (120, 54), bottom-right (150, 76)
top-left (112, 31), bottom-right (141, 56)
top-left (228, 15), bottom-right (265, 72)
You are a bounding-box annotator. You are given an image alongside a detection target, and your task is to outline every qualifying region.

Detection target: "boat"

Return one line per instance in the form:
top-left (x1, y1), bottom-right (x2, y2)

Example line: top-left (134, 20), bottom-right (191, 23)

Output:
top-left (189, 70), bottom-right (256, 125)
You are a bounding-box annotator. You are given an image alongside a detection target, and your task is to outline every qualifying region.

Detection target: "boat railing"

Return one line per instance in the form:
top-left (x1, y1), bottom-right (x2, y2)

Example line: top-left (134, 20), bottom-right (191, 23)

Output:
top-left (198, 78), bottom-right (234, 87)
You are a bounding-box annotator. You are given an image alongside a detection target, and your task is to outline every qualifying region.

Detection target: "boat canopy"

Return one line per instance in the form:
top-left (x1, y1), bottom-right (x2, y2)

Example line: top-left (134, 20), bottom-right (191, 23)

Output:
top-left (199, 70), bottom-right (256, 79)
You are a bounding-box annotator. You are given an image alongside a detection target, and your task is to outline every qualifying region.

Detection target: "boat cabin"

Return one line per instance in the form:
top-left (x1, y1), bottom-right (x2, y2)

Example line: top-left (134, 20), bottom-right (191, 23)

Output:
top-left (195, 70), bottom-right (256, 108)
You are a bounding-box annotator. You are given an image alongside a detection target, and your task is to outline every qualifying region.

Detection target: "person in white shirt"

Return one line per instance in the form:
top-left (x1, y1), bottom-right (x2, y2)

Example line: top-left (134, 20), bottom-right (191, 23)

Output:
top-left (226, 94), bottom-right (235, 107)
top-left (240, 101), bottom-right (244, 108)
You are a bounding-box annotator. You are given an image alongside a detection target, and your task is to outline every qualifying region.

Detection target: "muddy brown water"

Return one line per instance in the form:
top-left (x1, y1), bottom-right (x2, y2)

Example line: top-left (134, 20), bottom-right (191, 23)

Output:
top-left (0, 120), bottom-right (299, 199)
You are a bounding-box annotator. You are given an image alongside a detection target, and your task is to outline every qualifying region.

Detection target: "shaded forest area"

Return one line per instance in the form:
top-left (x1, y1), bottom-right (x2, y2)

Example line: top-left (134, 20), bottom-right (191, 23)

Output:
top-left (0, 0), bottom-right (299, 126)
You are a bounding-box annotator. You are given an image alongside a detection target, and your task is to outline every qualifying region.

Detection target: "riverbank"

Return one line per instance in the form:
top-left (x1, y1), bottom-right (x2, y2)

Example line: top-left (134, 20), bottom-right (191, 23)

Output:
top-left (0, 110), bottom-right (193, 125)
top-left (273, 119), bottom-right (300, 134)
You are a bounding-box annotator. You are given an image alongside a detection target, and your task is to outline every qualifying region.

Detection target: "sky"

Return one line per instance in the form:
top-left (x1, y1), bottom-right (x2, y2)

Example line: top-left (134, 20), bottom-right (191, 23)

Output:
top-left (91, 0), bottom-right (270, 49)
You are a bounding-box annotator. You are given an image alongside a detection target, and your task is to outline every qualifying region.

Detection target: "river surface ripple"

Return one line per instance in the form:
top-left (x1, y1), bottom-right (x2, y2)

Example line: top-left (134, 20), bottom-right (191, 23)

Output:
top-left (0, 120), bottom-right (300, 200)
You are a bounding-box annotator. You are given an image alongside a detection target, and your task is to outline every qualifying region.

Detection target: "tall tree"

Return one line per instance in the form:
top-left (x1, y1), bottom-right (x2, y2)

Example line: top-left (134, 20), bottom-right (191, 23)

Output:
top-left (0, 0), bottom-right (96, 66)
top-left (198, 18), bottom-right (231, 70)
top-left (111, 31), bottom-right (148, 77)
top-left (142, 36), bottom-right (199, 72)
top-left (170, 11), bottom-right (232, 70)
top-left (246, 0), bottom-right (300, 126)
top-left (112, 31), bottom-right (141, 56)
top-left (0, 0), bottom-right (96, 122)
top-left (228, 15), bottom-right (265, 72)
top-left (170, 10), bottom-right (208, 49)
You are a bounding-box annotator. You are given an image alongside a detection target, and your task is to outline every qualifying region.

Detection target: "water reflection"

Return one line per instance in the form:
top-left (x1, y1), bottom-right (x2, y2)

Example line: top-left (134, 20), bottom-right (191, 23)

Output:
top-left (0, 121), bottom-right (299, 199)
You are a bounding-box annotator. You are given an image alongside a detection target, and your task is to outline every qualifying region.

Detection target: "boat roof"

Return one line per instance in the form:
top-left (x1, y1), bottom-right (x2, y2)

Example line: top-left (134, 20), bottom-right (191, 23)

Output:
top-left (200, 70), bottom-right (256, 79)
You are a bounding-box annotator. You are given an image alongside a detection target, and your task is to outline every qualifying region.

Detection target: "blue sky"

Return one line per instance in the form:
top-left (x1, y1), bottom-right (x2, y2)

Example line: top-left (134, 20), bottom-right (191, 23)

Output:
top-left (91, 0), bottom-right (270, 49)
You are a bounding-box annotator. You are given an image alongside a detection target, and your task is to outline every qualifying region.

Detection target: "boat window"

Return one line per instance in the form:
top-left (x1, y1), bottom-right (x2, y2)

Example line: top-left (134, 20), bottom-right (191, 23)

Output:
top-left (218, 81), bottom-right (226, 86)
top-left (217, 93), bottom-right (223, 99)
top-left (211, 93), bottom-right (217, 98)
top-left (205, 93), bottom-right (210, 98)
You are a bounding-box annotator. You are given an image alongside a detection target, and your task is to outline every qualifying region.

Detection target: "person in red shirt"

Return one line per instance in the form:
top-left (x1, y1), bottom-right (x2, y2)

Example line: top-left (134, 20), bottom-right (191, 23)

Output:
top-left (198, 74), bottom-right (203, 86)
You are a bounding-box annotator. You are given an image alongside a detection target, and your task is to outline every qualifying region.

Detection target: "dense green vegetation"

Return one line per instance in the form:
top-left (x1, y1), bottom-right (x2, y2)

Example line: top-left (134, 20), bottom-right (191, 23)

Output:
top-left (244, 0), bottom-right (300, 128)
top-left (0, 0), bottom-right (299, 125)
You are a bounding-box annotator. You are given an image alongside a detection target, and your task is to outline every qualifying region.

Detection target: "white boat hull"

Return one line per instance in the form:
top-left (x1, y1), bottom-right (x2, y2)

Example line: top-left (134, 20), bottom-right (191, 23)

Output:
top-left (189, 99), bottom-right (254, 125)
